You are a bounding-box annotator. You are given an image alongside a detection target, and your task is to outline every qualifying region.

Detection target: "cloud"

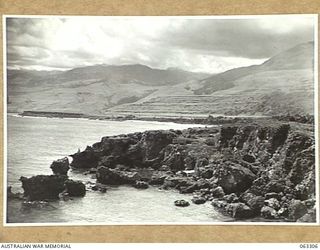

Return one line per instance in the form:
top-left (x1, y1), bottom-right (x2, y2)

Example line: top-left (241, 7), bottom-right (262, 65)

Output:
top-left (161, 16), bottom-right (314, 59)
top-left (6, 16), bottom-right (315, 73)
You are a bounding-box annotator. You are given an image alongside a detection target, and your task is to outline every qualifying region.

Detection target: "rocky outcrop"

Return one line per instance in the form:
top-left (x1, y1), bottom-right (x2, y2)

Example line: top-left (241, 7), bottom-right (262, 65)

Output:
top-left (20, 175), bottom-right (67, 201)
top-left (50, 157), bottom-right (70, 176)
top-left (174, 200), bottom-right (190, 207)
top-left (20, 175), bottom-right (86, 201)
top-left (66, 121), bottom-right (315, 222)
top-left (65, 180), bottom-right (86, 197)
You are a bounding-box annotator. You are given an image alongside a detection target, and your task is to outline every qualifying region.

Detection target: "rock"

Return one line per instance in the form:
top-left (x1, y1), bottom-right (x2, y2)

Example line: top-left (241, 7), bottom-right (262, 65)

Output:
top-left (96, 166), bottom-right (141, 185)
top-left (265, 181), bottom-right (286, 193)
top-left (246, 195), bottom-right (265, 214)
top-left (261, 206), bottom-right (278, 219)
top-left (191, 196), bottom-right (206, 205)
top-left (297, 208), bottom-right (316, 223)
top-left (213, 162), bottom-right (256, 194)
top-left (149, 172), bottom-right (168, 185)
top-left (226, 202), bottom-right (253, 219)
top-left (243, 154), bottom-right (255, 163)
top-left (277, 207), bottom-right (289, 217)
top-left (65, 180), bottom-right (86, 197)
top-left (91, 183), bottom-right (107, 193)
top-left (224, 193), bottom-right (239, 203)
top-left (288, 200), bottom-right (308, 221)
top-left (264, 198), bottom-right (280, 210)
top-left (212, 186), bottom-right (225, 198)
top-left (174, 200), bottom-right (190, 207)
top-left (20, 175), bottom-right (67, 201)
top-left (303, 199), bottom-right (316, 208)
top-left (265, 192), bottom-right (281, 200)
top-left (212, 199), bottom-right (228, 210)
top-left (7, 186), bottom-right (23, 200)
top-left (133, 181), bottom-right (149, 189)
top-left (70, 146), bottom-right (100, 169)
top-left (50, 157), bottom-right (70, 176)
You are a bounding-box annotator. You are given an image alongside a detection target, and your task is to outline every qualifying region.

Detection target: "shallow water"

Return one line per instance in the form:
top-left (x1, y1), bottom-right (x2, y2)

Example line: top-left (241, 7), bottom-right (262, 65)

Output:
top-left (6, 114), bottom-right (230, 224)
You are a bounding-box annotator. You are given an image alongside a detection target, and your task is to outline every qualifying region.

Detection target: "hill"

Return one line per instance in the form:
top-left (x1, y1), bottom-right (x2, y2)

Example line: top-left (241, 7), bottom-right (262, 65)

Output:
top-left (108, 42), bottom-right (314, 117)
top-left (7, 42), bottom-right (314, 117)
top-left (7, 64), bottom-right (208, 114)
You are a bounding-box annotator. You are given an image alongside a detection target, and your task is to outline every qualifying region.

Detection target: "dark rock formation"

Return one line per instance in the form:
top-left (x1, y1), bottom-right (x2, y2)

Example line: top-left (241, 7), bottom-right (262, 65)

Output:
top-left (212, 162), bottom-right (256, 194)
top-left (65, 180), bottom-right (86, 197)
top-left (50, 157), bottom-right (70, 176)
top-left (133, 181), bottom-right (149, 189)
top-left (192, 196), bottom-right (206, 204)
top-left (174, 200), bottom-right (190, 207)
top-left (96, 166), bottom-right (141, 185)
top-left (20, 175), bottom-right (67, 201)
top-left (64, 121), bottom-right (315, 222)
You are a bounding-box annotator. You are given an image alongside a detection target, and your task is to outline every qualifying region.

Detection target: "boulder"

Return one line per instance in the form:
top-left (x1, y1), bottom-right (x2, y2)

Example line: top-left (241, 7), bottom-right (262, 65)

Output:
top-left (65, 180), bottom-right (86, 197)
top-left (96, 166), bottom-right (141, 185)
top-left (246, 195), bottom-right (265, 215)
top-left (174, 200), bottom-right (190, 207)
top-left (265, 192), bottom-right (281, 200)
top-left (191, 196), bottom-right (206, 205)
top-left (243, 154), bottom-right (256, 163)
top-left (297, 209), bottom-right (316, 223)
top-left (226, 202), bottom-right (253, 219)
top-left (213, 162), bottom-right (256, 194)
top-left (212, 186), bottom-right (225, 198)
top-left (20, 175), bottom-right (67, 201)
top-left (133, 181), bottom-right (149, 189)
top-left (50, 157), bottom-right (70, 176)
top-left (224, 193), bottom-right (239, 203)
top-left (261, 206), bottom-right (278, 219)
top-left (264, 198), bottom-right (280, 210)
top-left (288, 200), bottom-right (308, 221)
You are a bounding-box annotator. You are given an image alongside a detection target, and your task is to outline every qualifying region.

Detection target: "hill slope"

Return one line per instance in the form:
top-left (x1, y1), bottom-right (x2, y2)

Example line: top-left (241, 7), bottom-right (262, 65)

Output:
top-left (108, 42), bottom-right (314, 117)
top-left (7, 64), bottom-right (208, 114)
top-left (7, 42), bottom-right (314, 117)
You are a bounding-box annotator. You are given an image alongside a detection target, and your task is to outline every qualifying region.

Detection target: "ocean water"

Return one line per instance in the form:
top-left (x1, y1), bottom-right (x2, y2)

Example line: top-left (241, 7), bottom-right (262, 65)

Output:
top-left (6, 114), bottom-right (231, 224)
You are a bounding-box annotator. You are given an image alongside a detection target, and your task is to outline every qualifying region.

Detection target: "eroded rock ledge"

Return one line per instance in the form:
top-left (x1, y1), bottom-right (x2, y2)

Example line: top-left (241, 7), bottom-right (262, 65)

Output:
top-left (17, 120), bottom-right (316, 222)
top-left (69, 122), bottom-right (316, 222)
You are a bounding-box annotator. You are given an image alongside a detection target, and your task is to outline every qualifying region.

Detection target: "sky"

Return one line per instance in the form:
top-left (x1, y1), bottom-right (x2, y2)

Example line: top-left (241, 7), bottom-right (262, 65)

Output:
top-left (6, 15), bottom-right (315, 74)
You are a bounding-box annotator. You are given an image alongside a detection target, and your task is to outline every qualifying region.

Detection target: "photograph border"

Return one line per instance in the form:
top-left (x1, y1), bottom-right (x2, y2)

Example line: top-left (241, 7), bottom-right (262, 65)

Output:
top-left (2, 14), bottom-right (319, 227)
top-left (1, 0), bottom-right (320, 243)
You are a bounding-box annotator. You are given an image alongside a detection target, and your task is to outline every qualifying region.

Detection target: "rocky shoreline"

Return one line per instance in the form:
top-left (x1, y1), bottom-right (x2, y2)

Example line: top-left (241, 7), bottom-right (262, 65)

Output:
top-left (11, 119), bottom-right (316, 222)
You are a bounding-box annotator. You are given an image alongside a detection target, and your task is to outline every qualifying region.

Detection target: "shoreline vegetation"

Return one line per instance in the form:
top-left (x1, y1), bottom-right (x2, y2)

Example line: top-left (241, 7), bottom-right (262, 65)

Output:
top-left (9, 111), bottom-right (316, 223)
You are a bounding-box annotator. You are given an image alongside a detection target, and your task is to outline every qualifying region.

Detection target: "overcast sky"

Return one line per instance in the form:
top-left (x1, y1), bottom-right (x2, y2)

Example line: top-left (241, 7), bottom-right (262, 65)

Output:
top-left (6, 15), bottom-right (315, 74)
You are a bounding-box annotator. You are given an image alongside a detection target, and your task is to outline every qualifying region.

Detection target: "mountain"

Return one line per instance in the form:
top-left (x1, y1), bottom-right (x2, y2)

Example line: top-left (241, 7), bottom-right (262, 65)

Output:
top-left (7, 42), bottom-right (314, 117)
top-left (108, 42), bottom-right (314, 117)
top-left (7, 64), bottom-right (209, 114)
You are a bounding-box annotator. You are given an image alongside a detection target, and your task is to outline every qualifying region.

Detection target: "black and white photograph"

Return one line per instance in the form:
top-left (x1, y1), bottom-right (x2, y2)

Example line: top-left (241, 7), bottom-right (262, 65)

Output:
top-left (4, 15), bottom-right (318, 225)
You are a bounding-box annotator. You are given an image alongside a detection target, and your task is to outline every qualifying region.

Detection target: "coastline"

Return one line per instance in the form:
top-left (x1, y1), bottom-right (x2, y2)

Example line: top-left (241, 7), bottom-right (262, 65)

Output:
top-left (8, 115), bottom-right (316, 224)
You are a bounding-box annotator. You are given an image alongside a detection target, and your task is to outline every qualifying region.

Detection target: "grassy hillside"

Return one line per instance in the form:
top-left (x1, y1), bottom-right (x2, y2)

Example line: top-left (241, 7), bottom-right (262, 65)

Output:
top-left (7, 64), bottom-right (208, 114)
top-left (7, 42), bottom-right (314, 117)
top-left (108, 42), bottom-right (314, 117)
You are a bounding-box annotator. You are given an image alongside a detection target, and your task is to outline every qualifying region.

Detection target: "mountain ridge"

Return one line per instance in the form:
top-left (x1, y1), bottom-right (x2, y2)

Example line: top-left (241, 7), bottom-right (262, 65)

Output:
top-left (7, 42), bottom-right (314, 117)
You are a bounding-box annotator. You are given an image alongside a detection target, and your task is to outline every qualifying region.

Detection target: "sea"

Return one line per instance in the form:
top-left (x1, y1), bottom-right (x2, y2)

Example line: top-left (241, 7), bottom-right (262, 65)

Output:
top-left (6, 114), bottom-right (231, 224)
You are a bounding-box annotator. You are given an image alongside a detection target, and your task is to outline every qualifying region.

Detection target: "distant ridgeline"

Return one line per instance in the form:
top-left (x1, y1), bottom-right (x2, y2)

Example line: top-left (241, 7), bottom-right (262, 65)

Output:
top-left (20, 111), bottom-right (84, 118)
